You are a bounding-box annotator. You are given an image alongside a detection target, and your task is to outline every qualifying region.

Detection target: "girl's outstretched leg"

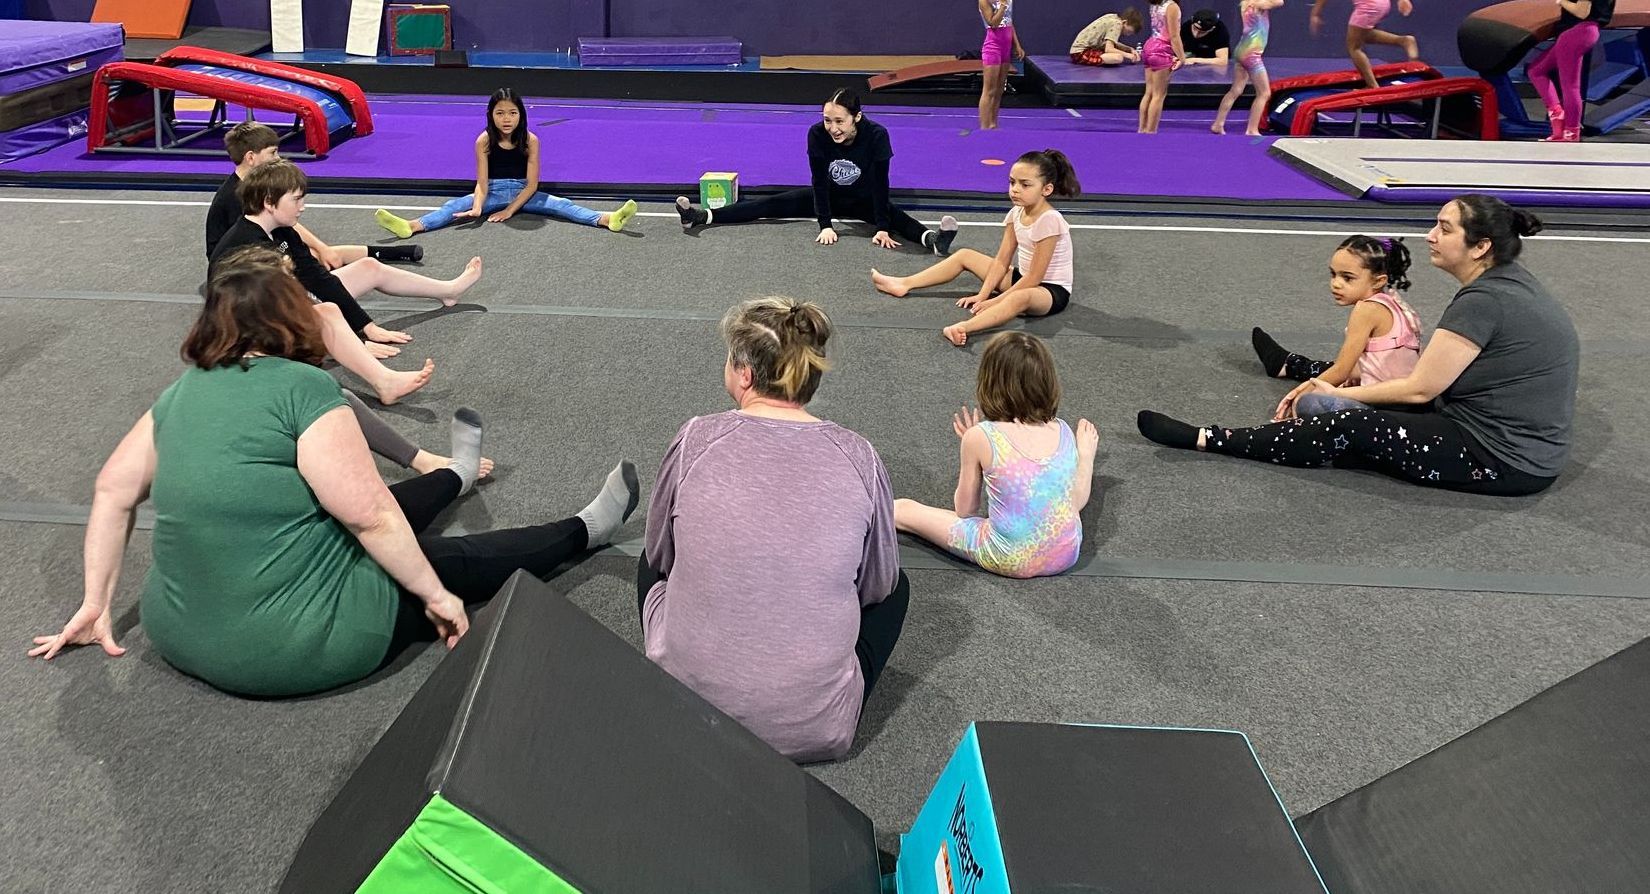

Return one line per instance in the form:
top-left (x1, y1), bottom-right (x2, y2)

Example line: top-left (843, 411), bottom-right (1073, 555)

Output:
top-left (894, 499), bottom-right (967, 554)
top-left (872, 248), bottom-right (995, 297)
top-left (313, 302), bottom-right (434, 405)
top-left (333, 256), bottom-right (484, 307)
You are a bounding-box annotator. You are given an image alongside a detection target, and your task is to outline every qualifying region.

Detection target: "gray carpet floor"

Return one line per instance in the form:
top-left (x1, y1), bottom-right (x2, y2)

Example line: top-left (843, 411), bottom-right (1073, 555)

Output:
top-left (2, 187), bottom-right (1647, 891)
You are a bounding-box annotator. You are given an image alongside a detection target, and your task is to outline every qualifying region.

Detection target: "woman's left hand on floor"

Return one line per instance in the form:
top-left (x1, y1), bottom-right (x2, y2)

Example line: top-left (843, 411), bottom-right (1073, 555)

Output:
top-left (488, 210), bottom-right (514, 223)
top-left (871, 231), bottom-right (900, 249)
top-left (29, 603), bottom-right (124, 660)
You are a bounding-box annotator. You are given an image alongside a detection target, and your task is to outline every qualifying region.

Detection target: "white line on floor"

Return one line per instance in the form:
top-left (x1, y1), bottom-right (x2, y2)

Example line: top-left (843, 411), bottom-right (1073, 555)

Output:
top-left (1, 195), bottom-right (1646, 243)
top-left (1067, 108), bottom-right (1082, 118)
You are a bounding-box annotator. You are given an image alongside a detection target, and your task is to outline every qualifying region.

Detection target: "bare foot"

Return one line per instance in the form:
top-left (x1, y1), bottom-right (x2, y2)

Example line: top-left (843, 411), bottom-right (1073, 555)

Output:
top-left (373, 358), bottom-right (434, 406)
top-left (1244, 129), bottom-right (1263, 137)
top-left (942, 324), bottom-right (969, 346)
top-left (442, 257), bottom-right (483, 307)
top-left (365, 340), bottom-right (401, 359)
top-left (1402, 36), bottom-right (1419, 61)
top-left (364, 322), bottom-right (413, 345)
top-left (1210, 123), bottom-right (1225, 134)
top-left (411, 450), bottom-right (494, 480)
top-left (870, 268), bottom-right (910, 298)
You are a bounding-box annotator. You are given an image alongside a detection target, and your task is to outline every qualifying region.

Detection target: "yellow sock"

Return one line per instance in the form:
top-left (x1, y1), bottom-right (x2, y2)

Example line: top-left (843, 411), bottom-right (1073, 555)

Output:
top-left (606, 199), bottom-right (637, 232)
top-left (375, 209), bottom-right (413, 239)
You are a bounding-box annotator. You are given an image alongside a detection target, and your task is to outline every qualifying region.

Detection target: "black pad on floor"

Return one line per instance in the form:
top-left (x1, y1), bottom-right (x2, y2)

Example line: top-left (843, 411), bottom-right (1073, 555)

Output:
top-left (280, 570), bottom-right (880, 893)
top-left (1297, 637), bottom-right (1650, 893)
top-left (124, 27), bottom-right (272, 62)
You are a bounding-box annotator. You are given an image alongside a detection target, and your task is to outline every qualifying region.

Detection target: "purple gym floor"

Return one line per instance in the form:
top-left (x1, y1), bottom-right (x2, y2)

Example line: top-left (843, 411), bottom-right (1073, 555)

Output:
top-left (0, 95), bottom-right (1351, 203)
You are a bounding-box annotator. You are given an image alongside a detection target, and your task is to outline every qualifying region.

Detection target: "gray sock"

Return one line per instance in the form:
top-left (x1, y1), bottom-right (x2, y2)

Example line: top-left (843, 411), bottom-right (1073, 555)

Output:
top-left (576, 461), bottom-right (640, 548)
top-left (448, 407), bottom-right (483, 495)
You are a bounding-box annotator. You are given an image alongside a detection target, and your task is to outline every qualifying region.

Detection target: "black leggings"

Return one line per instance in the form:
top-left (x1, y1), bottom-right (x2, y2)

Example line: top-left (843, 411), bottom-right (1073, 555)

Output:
top-left (383, 470), bottom-right (590, 653)
top-left (1282, 352), bottom-right (1334, 382)
top-left (635, 560), bottom-right (911, 701)
top-left (712, 188), bottom-right (930, 244)
top-left (1205, 407), bottom-right (1557, 496)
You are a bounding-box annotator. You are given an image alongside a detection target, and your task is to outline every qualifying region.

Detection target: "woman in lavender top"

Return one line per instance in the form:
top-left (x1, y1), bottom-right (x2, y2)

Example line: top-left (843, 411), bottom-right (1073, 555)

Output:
top-left (638, 297), bottom-right (909, 763)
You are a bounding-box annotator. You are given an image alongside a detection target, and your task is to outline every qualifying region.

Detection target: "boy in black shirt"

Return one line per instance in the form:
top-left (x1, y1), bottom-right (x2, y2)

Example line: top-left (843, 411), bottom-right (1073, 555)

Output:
top-left (211, 159), bottom-right (484, 356)
top-left (1180, 9), bottom-right (1232, 65)
top-left (205, 123), bottom-right (422, 267)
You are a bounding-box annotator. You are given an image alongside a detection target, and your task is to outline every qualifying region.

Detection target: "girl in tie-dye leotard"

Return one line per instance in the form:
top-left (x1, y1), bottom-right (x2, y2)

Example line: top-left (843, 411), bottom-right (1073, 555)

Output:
top-left (1213, 0), bottom-right (1285, 135)
top-left (894, 333), bottom-right (1100, 579)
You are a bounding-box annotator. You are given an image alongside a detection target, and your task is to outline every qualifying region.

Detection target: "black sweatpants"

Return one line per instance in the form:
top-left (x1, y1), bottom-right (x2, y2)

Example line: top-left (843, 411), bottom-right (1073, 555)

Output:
top-left (383, 469), bottom-right (590, 652)
top-left (1205, 407), bottom-right (1557, 496)
top-left (712, 188), bottom-right (930, 245)
top-left (634, 560), bottom-right (912, 701)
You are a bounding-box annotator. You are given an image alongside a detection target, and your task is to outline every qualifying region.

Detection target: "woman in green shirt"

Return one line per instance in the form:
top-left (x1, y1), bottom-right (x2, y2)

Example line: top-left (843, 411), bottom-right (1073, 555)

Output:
top-left (29, 246), bottom-right (639, 696)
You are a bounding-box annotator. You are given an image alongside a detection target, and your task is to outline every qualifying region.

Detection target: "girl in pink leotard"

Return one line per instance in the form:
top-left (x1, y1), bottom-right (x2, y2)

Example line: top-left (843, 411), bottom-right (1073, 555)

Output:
top-left (1250, 236), bottom-right (1425, 418)
top-left (1310, 0), bottom-right (1420, 89)
top-left (1137, 0), bottom-right (1187, 132)
top-left (977, 0), bottom-right (1026, 129)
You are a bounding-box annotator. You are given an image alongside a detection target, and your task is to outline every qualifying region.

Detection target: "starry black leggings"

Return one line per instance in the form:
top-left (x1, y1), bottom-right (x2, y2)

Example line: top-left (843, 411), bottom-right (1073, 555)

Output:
top-left (1282, 352), bottom-right (1333, 382)
top-left (1204, 407), bottom-right (1557, 496)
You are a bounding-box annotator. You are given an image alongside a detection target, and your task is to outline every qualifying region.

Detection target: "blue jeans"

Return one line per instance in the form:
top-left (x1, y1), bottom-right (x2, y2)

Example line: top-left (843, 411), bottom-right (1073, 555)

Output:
top-left (417, 178), bottom-right (602, 231)
top-left (1296, 392), bottom-right (1370, 416)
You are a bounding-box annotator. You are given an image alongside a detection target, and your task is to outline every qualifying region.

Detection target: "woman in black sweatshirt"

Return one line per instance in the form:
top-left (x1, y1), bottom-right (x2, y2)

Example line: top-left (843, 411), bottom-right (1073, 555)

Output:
top-left (675, 87), bottom-right (957, 255)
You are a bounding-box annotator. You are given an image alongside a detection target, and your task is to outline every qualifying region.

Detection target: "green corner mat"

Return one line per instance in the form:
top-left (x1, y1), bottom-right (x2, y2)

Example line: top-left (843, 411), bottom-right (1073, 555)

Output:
top-left (359, 794), bottom-right (579, 893)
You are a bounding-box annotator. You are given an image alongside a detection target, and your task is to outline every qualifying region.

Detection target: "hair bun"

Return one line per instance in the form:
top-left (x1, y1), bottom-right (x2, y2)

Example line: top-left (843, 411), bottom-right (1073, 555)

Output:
top-left (1513, 208), bottom-right (1544, 238)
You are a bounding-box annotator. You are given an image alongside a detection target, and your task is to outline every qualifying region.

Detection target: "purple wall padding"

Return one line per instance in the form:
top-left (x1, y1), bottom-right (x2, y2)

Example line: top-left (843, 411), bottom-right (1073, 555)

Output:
top-left (26, 0), bottom-right (1496, 64)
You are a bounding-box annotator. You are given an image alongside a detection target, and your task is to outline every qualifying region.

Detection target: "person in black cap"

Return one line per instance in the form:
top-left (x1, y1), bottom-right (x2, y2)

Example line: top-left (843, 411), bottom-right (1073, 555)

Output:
top-left (1180, 8), bottom-right (1232, 64)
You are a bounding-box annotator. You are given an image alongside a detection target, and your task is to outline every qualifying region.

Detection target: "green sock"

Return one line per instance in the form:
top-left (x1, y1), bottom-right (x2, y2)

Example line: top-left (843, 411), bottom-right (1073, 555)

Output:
top-left (375, 209), bottom-right (413, 239)
top-left (606, 199), bottom-right (637, 233)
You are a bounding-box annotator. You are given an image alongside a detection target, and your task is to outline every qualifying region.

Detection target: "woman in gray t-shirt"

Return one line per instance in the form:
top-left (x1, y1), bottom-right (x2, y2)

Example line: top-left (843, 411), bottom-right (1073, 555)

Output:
top-left (637, 298), bottom-right (909, 763)
top-left (1138, 195), bottom-right (1578, 496)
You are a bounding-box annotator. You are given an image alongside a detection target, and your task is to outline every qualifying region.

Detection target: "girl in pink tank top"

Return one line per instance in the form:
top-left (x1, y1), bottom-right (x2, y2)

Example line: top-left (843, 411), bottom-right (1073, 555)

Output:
top-left (1250, 235), bottom-right (1423, 394)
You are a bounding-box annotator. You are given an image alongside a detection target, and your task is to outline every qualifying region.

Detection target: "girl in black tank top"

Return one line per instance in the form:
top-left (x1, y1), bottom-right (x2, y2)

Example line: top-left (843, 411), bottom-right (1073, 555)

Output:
top-left (374, 87), bottom-right (638, 236)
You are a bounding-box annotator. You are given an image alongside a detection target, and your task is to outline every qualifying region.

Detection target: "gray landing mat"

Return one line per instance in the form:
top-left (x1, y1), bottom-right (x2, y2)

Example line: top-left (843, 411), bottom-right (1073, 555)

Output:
top-left (1272, 138), bottom-right (1650, 199)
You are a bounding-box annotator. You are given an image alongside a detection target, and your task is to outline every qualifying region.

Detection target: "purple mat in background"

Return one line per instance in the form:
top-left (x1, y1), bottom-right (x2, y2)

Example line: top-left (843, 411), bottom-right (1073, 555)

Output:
top-left (0, 95), bottom-right (1351, 203)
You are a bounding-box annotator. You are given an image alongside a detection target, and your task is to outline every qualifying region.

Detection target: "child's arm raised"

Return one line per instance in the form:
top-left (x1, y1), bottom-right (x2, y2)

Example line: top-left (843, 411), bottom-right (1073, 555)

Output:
top-left (1256, 0), bottom-right (1286, 10)
top-left (952, 408), bottom-right (989, 519)
top-left (979, 0), bottom-right (1007, 28)
top-left (489, 133), bottom-right (540, 223)
top-left (453, 133), bottom-right (489, 221)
